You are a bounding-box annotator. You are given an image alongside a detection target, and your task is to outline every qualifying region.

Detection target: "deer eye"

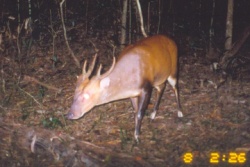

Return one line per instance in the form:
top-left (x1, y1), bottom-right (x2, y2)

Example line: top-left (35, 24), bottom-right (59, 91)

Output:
top-left (83, 93), bottom-right (90, 100)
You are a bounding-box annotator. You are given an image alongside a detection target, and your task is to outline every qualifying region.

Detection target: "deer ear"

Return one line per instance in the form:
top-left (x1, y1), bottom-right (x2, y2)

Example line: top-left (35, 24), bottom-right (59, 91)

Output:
top-left (100, 77), bottom-right (110, 89)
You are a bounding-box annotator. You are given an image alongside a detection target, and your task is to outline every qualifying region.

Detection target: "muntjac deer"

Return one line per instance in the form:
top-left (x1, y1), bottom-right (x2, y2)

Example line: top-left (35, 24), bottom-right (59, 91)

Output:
top-left (67, 35), bottom-right (181, 141)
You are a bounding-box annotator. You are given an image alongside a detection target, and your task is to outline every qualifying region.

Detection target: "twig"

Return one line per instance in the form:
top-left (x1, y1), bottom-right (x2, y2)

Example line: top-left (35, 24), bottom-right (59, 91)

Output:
top-left (157, 0), bottom-right (161, 34)
top-left (88, 40), bottom-right (99, 53)
top-left (0, 33), bottom-right (3, 51)
top-left (221, 26), bottom-right (250, 69)
top-left (135, 0), bottom-right (148, 37)
top-left (23, 75), bottom-right (62, 93)
top-left (49, 10), bottom-right (56, 56)
top-left (16, 22), bottom-right (24, 56)
top-left (1, 62), bottom-right (5, 93)
top-left (31, 134), bottom-right (37, 153)
top-left (18, 86), bottom-right (43, 107)
top-left (0, 105), bottom-right (6, 111)
top-left (59, 0), bottom-right (80, 68)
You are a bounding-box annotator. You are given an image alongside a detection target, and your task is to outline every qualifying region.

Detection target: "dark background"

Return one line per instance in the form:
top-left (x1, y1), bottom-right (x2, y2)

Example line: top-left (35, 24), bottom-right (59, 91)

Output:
top-left (1, 0), bottom-right (250, 46)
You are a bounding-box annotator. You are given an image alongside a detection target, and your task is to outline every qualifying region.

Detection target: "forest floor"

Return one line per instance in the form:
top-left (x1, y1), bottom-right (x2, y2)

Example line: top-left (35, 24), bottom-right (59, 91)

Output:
top-left (0, 30), bottom-right (250, 167)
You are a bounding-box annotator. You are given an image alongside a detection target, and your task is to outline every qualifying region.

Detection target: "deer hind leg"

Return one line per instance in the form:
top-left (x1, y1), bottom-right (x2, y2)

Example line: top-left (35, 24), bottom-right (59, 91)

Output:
top-left (150, 83), bottom-right (166, 120)
top-left (168, 76), bottom-right (183, 117)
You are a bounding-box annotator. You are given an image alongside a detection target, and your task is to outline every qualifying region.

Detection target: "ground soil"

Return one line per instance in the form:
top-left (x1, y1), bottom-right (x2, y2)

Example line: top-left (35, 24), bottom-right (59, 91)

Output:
top-left (0, 30), bottom-right (249, 166)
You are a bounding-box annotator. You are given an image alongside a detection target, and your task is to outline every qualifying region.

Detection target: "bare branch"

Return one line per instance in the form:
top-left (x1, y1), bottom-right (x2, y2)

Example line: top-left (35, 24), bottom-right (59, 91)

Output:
top-left (23, 75), bottom-right (62, 93)
top-left (59, 0), bottom-right (80, 68)
top-left (135, 0), bottom-right (148, 37)
top-left (220, 26), bottom-right (250, 69)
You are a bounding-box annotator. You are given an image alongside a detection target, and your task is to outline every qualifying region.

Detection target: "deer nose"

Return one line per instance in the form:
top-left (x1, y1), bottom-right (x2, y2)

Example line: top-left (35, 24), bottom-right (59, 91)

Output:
top-left (66, 112), bottom-right (74, 119)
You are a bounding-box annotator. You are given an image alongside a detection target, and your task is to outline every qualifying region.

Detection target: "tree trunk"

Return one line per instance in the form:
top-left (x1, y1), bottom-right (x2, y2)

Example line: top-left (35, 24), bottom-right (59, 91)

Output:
top-left (224, 0), bottom-right (234, 50)
top-left (120, 0), bottom-right (128, 49)
top-left (206, 0), bottom-right (219, 62)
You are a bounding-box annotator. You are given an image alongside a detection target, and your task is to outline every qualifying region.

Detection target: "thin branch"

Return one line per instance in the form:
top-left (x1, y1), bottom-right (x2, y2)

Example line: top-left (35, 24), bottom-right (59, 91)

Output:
top-left (135, 0), bottom-right (148, 37)
top-left (18, 86), bottom-right (44, 107)
top-left (1, 62), bottom-right (5, 93)
top-left (23, 75), bottom-right (62, 93)
top-left (221, 26), bottom-right (250, 69)
top-left (49, 10), bottom-right (57, 56)
top-left (0, 105), bottom-right (6, 111)
top-left (59, 0), bottom-right (80, 68)
top-left (157, 0), bottom-right (161, 34)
